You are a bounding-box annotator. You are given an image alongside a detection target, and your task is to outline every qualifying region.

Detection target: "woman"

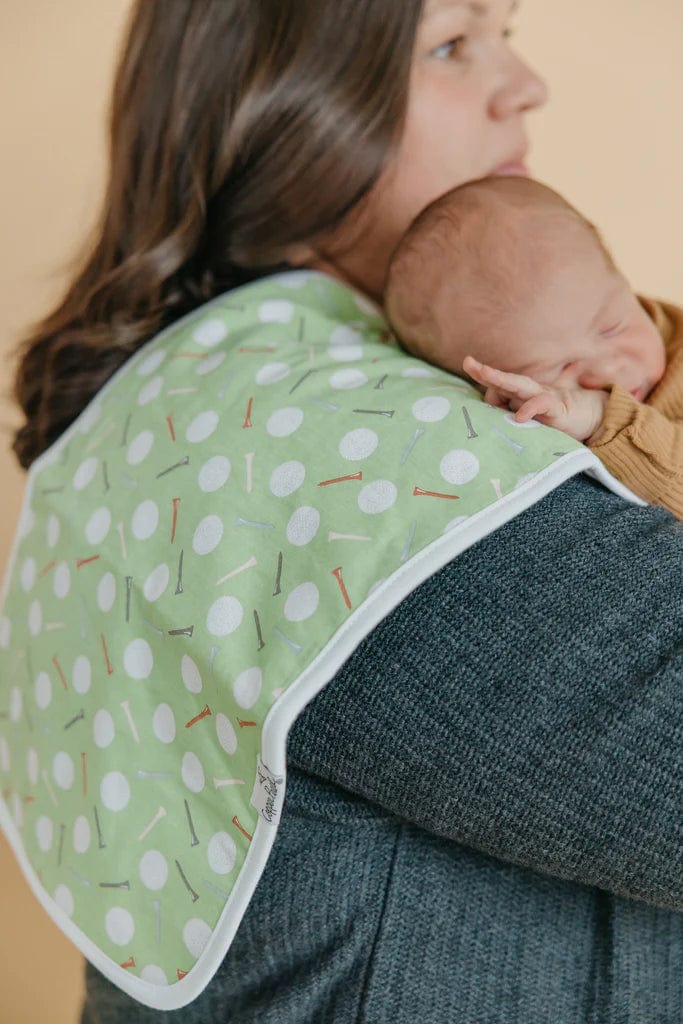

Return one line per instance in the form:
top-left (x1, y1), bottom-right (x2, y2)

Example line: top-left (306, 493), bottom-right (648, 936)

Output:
top-left (10, 1), bottom-right (682, 1021)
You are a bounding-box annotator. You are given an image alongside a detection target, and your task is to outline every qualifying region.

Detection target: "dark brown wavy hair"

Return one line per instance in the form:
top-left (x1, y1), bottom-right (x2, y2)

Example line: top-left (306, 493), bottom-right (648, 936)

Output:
top-left (12, 0), bottom-right (423, 469)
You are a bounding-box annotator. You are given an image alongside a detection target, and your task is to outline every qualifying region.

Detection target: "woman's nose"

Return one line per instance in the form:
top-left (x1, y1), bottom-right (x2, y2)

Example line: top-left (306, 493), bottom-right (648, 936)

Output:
top-left (489, 53), bottom-right (549, 120)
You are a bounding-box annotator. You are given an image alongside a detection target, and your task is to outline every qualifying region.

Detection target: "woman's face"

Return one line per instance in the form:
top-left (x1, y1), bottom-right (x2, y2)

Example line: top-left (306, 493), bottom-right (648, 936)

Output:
top-left (312, 0), bottom-right (548, 299)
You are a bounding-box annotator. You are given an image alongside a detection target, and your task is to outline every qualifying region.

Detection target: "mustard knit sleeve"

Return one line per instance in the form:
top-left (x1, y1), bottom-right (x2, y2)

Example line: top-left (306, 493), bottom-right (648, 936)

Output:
top-left (588, 384), bottom-right (683, 519)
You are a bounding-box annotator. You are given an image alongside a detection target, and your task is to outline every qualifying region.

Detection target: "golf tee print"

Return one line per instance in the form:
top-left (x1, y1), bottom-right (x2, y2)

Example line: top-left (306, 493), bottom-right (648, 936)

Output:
top-left (0, 270), bottom-right (637, 1011)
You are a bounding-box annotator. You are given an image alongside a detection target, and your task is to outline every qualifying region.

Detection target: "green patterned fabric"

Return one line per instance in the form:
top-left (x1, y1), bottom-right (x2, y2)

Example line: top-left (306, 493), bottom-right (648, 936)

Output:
top-left (0, 271), bottom-right (638, 1010)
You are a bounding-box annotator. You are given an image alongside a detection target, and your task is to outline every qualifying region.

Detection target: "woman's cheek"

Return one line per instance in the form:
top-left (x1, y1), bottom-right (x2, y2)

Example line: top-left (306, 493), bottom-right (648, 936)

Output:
top-left (412, 87), bottom-right (479, 189)
top-left (369, 72), bottom-right (482, 243)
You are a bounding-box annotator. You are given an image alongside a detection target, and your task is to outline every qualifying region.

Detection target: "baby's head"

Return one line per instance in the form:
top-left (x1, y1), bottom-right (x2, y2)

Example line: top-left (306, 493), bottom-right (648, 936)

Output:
top-left (386, 176), bottom-right (665, 401)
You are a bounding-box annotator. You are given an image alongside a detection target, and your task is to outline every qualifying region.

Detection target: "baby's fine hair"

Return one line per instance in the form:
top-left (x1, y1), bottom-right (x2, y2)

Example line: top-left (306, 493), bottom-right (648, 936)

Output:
top-left (385, 176), bottom-right (615, 370)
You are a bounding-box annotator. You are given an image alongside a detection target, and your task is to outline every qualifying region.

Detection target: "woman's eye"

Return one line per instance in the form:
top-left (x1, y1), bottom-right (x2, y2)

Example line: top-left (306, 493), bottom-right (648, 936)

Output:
top-left (432, 36), bottom-right (467, 60)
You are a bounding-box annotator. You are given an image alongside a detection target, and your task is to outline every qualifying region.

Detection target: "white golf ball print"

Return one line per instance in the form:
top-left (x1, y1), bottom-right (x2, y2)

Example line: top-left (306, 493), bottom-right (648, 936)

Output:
top-left (358, 480), bottom-right (398, 515)
top-left (338, 428), bottom-right (379, 462)
top-left (283, 582), bottom-right (319, 622)
top-left (206, 596), bottom-right (243, 637)
top-left (440, 450), bottom-right (481, 486)
top-left (232, 667), bottom-right (262, 710)
top-left (192, 318), bottom-right (228, 347)
top-left (207, 832), bottom-right (237, 875)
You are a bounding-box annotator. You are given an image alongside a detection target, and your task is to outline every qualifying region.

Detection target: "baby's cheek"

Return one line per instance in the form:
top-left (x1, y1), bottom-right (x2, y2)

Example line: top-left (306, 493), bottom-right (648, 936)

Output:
top-left (633, 310), bottom-right (667, 382)
top-left (650, 332), bottom-right (668, 384)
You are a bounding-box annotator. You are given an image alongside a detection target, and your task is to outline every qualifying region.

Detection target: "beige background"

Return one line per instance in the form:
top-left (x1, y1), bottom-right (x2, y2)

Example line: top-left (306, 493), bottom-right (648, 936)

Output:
top-left (0, 2), bottom-right (681, 1021)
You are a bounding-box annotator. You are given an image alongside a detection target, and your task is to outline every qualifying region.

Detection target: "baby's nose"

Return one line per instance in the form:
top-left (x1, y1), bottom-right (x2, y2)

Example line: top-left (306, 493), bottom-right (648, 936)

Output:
top-left (578, 362), bottom-right (616, 390)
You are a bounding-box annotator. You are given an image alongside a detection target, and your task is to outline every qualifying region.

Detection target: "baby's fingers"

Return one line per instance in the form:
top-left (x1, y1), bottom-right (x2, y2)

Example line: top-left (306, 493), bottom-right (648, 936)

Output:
top-left (513, 392), bottom-right (562, 424)
top-left (483, 386), bottom-right (507, 409)
top-left (464, 356), bottom-right (543, 401)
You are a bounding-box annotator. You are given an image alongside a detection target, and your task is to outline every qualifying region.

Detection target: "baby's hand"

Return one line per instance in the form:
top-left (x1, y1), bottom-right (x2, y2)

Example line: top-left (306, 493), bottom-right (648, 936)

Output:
top-left (462, 356), bottom-right (608, 441)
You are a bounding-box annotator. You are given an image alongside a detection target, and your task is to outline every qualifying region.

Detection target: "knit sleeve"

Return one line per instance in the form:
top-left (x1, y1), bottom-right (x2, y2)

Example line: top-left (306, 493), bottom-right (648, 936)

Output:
top-left (287, 475), bottom-right (683, 911)
top-left (588, 384), bottom-right (683, 518)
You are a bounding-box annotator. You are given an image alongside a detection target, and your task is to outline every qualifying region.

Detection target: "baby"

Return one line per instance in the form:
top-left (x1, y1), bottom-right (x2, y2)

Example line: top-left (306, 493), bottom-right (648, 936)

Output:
top-left (385, 176), bottom-right (683, 519)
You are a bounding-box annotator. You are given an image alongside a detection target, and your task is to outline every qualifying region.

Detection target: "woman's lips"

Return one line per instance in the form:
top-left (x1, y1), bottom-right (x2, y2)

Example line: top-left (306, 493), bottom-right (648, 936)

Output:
top-left (492, 161), bottom-right (530, 177)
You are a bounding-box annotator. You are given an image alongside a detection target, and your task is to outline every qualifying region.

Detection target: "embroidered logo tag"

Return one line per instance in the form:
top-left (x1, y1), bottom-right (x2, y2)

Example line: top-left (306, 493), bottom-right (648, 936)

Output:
top-left (250, 755), bottom-right (285, 825)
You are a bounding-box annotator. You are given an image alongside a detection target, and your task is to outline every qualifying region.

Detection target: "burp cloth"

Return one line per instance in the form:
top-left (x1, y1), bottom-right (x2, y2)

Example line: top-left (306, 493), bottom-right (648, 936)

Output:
top-left (0, 270), bottom-right (642, 1009)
